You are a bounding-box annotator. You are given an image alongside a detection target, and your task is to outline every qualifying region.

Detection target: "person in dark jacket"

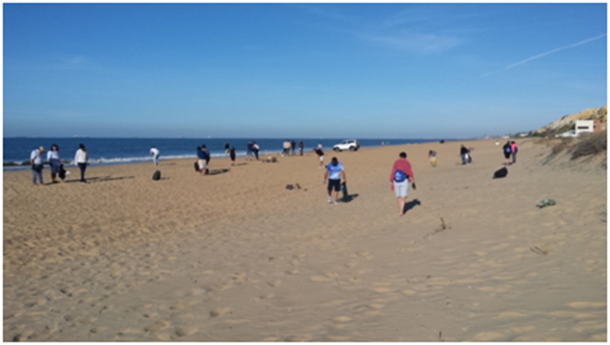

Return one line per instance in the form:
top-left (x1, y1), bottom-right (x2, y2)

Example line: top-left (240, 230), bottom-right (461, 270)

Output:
top-left (230, 147), bottom-right (236, 166)
top-left (460, 145), bottom-right (469, 165)
top-left (503, 141), bottom-right (512, 165)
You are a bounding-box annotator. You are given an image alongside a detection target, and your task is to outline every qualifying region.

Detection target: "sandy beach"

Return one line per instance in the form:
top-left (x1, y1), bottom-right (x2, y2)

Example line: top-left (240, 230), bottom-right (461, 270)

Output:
top-left (3, 138), bottom-right (606, 341)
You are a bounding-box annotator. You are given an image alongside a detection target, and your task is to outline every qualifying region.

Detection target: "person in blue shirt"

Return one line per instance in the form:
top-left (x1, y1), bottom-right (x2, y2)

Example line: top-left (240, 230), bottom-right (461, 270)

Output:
top-left (197, 146), bottom-right (208, 176)
top-left (323, 157), bottom-right (346, 205)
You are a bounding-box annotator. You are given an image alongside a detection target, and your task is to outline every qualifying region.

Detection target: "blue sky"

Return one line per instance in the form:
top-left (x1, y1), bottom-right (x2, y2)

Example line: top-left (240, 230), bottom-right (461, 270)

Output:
top-left (3, 3), bottom-right (607, 139)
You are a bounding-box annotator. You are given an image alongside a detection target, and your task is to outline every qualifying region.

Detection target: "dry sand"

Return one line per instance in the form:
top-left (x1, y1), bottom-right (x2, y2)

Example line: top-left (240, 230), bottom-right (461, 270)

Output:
top-left (3, 139), bottom-right (606, 341)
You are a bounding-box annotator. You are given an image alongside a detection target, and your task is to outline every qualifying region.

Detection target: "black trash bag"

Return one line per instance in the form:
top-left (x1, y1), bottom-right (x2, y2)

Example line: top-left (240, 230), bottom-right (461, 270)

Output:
top-left (493, 167), bottom-right (508, 179)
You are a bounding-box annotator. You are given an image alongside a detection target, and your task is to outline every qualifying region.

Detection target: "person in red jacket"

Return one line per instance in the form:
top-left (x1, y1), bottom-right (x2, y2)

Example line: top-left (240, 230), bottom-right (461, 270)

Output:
top-left (390, 152), bottom-right (416, 216)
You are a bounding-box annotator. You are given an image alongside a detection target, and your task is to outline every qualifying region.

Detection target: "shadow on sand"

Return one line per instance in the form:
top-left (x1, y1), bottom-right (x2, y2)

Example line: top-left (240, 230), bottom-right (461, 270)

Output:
top-left (340, 193), bottom-right (359, 203)
top-left (62, 176), bottom-right (136, 184)
top-left (403, 199), bottom-right (421, 214)
top-left (207, 169), bottom-right (230, 176)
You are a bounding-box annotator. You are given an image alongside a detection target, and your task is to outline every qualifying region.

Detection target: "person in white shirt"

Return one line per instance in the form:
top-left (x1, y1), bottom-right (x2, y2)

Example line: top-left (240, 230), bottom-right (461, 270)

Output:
top-left (74, 144), bottom-right (89, 183)
top-left (30, 146), bottom-right (45, 185)
top-left (150, 146), bottom-right (160, 166)
top-left (47, 144), bottom-right (61, 183)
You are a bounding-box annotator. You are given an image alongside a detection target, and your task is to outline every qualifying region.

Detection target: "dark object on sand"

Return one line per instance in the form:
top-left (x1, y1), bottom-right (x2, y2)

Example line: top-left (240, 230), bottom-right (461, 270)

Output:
top-left (493, 167), bottom-right (508, 179)
top-left (341, 182), bottom-right (349, 202)
top-left (286, 184), bottom-right (294, 190)
top-left (536, 199), bottom-right (556, 208)
top-left (58, 164), bottom-right (66, 181)
top-left (194, 161), bottom-right (199, 172)
top-left (411, 182), bottom-right (417, 190)
top-left (439, 140), bottom-right (445, 144)
top-left (152, 170), bottom-right (161, 181)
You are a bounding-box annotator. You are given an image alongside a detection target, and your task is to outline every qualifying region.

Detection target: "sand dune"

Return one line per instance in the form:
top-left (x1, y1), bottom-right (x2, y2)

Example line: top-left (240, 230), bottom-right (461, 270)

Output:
top-left (3, 139), bottom-right (606, 341)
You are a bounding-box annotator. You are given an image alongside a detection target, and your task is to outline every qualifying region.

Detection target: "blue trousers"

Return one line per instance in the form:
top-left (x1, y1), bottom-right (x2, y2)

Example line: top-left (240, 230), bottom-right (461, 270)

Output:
top-left (78, 163), bottom-right (87, 182)
top-left (32, 165), bottom-right (43, 184)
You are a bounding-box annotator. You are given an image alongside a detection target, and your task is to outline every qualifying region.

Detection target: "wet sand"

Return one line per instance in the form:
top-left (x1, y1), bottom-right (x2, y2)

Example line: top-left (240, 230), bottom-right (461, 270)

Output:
top-left (3, 139), bottom-right (606, 341)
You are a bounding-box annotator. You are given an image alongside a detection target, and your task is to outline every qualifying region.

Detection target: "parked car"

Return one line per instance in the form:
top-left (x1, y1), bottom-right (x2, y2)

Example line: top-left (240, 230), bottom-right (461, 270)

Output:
top-left (333, 139), bottom-right (360, 152)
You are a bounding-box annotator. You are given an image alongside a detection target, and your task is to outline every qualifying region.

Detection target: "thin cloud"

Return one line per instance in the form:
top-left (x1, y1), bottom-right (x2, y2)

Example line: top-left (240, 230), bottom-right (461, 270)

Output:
top-left (361, 32), bottom-right (462, 54)
top-left (295, 4), bottom-right (464, 55)
top-left (479, 33), bottom-right (607, 78)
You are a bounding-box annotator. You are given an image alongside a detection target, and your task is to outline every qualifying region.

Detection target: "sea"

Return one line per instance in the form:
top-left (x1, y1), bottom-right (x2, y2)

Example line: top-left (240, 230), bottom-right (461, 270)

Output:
top-left (4, 137), bottom-right (442, 170)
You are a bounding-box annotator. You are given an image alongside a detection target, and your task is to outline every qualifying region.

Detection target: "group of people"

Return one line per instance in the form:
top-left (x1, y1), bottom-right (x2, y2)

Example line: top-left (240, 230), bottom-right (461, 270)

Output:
top-left (31, 141), bottom-right (516, 219)
top-left (321, 150), bottom-right (415, 216)
top-left (324, 140), bottom-right (519, 216)
top-left (246, 141), bottom-right (260, 160)
top-left (282, 140), bottom-right (304, 156)
top-left (30, 143), bottom-right (89, 185)
top-left (502, 141), bottom-right (518, 165)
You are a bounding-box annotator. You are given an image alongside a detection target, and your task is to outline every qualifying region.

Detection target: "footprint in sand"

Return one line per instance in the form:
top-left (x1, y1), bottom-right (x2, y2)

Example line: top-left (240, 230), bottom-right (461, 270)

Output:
top-left (327, 336), bottom-right (353, 341)
top-left (371, 287), bottom-right (393, 293)
top-left (210, 307), bottom-right (230, 318)
top-left (90, 326), bottom-right (109, 334)
top-left (354, 303), bottom-right (385, 312)
top-left (267, 280), bottom-right (282, 287)
top-left (572, 320), bottom-right (607, 333)
top-left (205, 282), bottom-right (232, 293)
top-left (284, 335), bottom-right (312, 341)
top-left (333, 316), bottom-right (352, 323)
top-left (255, 293), bottom-right (274, 301)
top-left (472, 332), bottom-right (506, 341)
top-left (567, 301), bottom-right (606, 310)
top-left (589, 333), bottom-right (607, 341)
top-left (117, 327), bottom-right (143, 336)
top-left (496, 311), bottom-right (530, 319)
top-left (401, 289), bottom-right (417, 296)
top-left (142, 312), bottom-right (159, 319)
top-left (355, 251), bottom-right (374, 260)
top-left (144, 320), bottom-right (169, 333)
top-left (184, 288), bottom-right (206, 297)
top-left (232, 271), bottom-right (247, 284)
top-left (310, 275), bottom-right (332, 282)
top-left (172, 326), bottom-right (199, 339)
top-left (169, 301), bottom-right (196, 311)
top-left (510, 325), bottom-right (537, 333)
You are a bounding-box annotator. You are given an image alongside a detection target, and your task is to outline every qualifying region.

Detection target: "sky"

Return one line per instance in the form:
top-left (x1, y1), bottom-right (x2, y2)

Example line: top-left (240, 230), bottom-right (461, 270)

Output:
top-left (3, 2), bottom-right (607, 139)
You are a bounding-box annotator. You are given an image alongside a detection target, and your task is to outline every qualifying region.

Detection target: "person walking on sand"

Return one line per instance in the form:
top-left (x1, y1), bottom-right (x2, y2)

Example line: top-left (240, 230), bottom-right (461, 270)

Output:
top-left (291, 140), bottom-right (296, 156)
top-left (503, 141), bottom-right (512, 165)
top-left (150, 146), bottom-right (160, 166)
top-left (390, 152), bottom-right (416, 217)
top-left (323, 157), bottom-right (346, 205)
top-left (246, 141), bottom-right (253, 160)
top-left (197, 146), bottom-right (208, 175)
top-left (511, 141), bottom-right (518, 164)
top-left (252, 142), bottom-right (260, 160)
top-left (282, 140), bottom-right (291, 156)
top-left (428, 149), bottom-right (437, 167)
top-left (74, 143), bottom-right (89, 183)
top-left (299, 140), bottom-right (304, 156)
top-left (460, 144), bottom-right (469, 165)
top-left (314, 143), bottom-right (324, 168)
top-left (30, 146), bottom-right (45, 185)
top-left (224, 142), bottom-right (230, 157)
top-left (47, 144), bottom-right (61, 183)
top-left (202, 145), bottom-right (211, 174)
top-left (230, 147), bottom-right (236, 166)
